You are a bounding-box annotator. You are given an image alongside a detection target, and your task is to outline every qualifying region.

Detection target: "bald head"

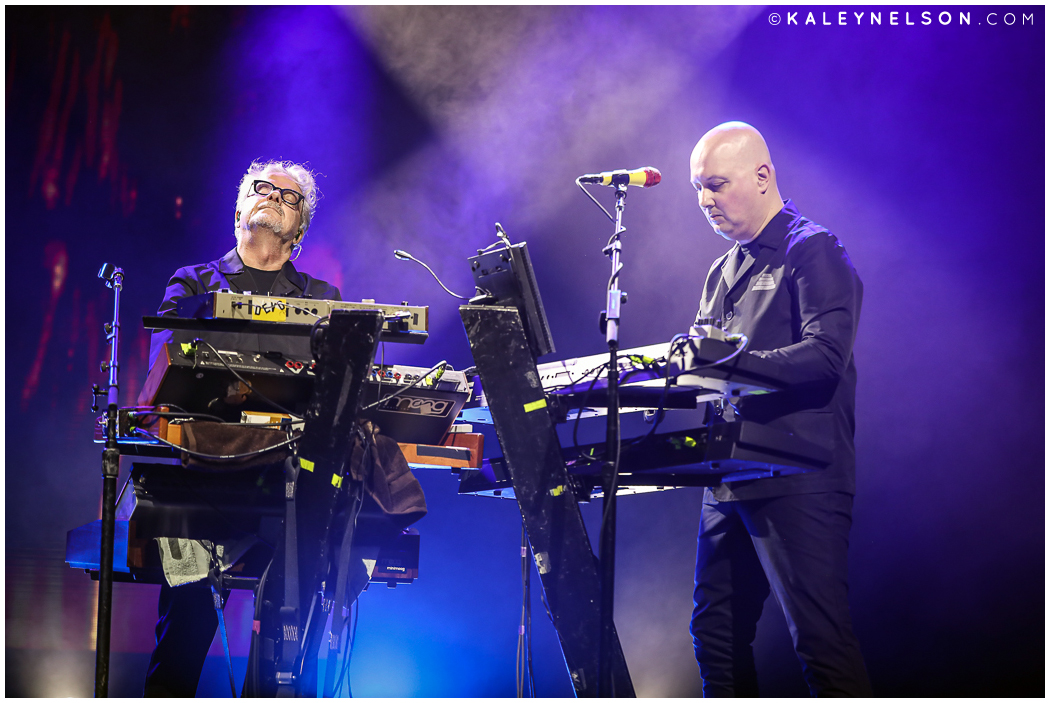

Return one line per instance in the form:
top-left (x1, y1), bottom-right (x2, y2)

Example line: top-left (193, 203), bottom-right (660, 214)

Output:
top-left (690, 121), bottom-right (783, 243)
top-left (692, 122), bottom-right (773, 174)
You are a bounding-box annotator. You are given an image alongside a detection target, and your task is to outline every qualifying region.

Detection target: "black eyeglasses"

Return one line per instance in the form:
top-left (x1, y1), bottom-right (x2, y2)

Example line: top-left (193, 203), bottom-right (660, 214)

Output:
top-left (252, 180), bottom-right (304, 207)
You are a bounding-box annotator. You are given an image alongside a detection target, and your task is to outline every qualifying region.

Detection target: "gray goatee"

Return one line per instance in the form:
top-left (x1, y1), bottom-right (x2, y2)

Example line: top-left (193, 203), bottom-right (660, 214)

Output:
top-left (249, 206), bottom-right (284, 235)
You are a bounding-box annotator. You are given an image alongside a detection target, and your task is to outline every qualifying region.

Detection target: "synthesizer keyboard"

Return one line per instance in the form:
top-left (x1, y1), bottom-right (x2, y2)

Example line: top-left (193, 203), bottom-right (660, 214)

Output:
top-left (175, 291), bottom-right (428, 333)
top-left (137, 343), bottom-right (471, 444)
top-left (458, 420), bottom-right (831, 498)
top-left (461, 327), bottom-right (790, 423)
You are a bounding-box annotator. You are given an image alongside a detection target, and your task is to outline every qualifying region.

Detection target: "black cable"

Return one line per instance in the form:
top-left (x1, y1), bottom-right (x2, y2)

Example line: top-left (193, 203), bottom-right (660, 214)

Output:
top-left (330, 598), bottom-right (351, 697)
top-left (131, 410), bottom-right (230, 424)
top-left (604, 230), bottom-right (624, 291)
top-left (525, 531), bottom-right (534, 697)
top-left (706, 333), bottom-right (750, 367)
top-left (627, 332), bottom-right (750, 446)
top-left (517, 522), bottom-right (529, 698)
top-left (309, 315), bottom-right (329, 361)
top-left (564, 352), bottom-right (661, 465)
top-left (607, 262), bottom-right (622, 295)
top-left (132, 427), bottom-right (299, 461)
top-left (537, 575), bottom-right (554, 625)
top-left (621, 334), bottom-right (692, 450)
top-left (516, 521), bottom-right (537, 698)
top-left (565, 331), bottom-right (754, 529)
top-left (331, 447), bottom-right (367, 697)
top-left (394, 250), bottom-right (470, 300)
top-left (557, 333), bottom-right (751, 466)
top-left (517, 526), bottom-right (525, 698)
top-left (358, 360), bottom-right (449, 413)
top-left (336, 598), bottom-right (360, 697)
top-left (564, 354), bottom-right (655, 465)
top-left (542, 352), bottom-right (658, 397)
top-left (234, 420), bottom-right (302, 429)
top-left (247, 558), bottom-right (271, 693)
top-left (576, 178), bottom-right (615, 222)
top-left (599, 382), bottom-right (623, 535)
top-left (129, 404), bottom-right (292, 549)
top-left (150, 403), bottom-right (208, 417)
top-left (133, 411), bottom-right (297, 432)
top-left (541, 359), bottom-right (607, 395)
top-left (376, 342), bottom-right (386, 411)
top-left (196, 340), bottom-right (299, 417)
top-left (569, 361), bottom-right (612, 466)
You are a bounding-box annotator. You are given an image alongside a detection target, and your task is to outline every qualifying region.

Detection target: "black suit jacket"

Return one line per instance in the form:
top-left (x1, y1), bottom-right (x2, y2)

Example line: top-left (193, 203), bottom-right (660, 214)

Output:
top-left (695, 200), bottom-right (862, 500)
top-left (147, 247), bottom-right (342, 373)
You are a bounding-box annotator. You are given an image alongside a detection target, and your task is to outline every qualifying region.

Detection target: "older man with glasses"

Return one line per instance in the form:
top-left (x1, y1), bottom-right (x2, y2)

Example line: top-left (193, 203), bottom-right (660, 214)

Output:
top-left (143, 160), bottom-right (342, 697)
top-left (147, 160), bottom-right (341, 374)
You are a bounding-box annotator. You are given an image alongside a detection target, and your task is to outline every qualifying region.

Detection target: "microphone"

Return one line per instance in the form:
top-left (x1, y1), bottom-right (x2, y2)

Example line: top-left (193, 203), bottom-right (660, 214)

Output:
top-left (578, 166), bottom-right (661, 188)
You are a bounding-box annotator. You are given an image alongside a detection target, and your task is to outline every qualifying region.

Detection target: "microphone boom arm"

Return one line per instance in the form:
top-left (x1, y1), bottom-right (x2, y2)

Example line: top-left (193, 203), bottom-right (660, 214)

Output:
top-left (393, 249), bottom-right (470, 300)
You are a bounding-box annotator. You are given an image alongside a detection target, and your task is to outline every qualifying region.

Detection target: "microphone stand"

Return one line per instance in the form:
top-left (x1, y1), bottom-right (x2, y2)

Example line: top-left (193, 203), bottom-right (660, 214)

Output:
top-left (598, 184), bottom-right (627, 697)
top-left (93, 264), bottom-right (123, 697)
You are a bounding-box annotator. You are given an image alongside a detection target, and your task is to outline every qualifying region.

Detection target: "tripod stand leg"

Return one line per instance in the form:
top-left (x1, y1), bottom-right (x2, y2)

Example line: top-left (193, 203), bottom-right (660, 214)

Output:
top-left (460, 305), bottom-right (635, 697)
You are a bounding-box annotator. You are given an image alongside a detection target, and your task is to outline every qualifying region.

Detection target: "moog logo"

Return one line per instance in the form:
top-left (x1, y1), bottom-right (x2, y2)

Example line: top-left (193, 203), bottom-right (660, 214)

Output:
top-left (380, 395), bottom-right (453, 417)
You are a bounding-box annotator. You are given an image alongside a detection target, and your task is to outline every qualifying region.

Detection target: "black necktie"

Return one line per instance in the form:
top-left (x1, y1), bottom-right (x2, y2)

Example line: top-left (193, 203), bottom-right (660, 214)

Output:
top-left (725, 244), bottom-right (747, 284)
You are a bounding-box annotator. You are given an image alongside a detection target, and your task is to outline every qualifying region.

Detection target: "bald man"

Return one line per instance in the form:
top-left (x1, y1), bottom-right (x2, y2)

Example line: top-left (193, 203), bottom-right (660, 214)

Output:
top-left (687, 122), bottom-right (872, 696)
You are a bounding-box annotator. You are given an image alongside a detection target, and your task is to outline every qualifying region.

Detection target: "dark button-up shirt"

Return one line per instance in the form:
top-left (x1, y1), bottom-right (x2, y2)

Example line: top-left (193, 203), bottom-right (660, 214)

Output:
top-left (695, 200), bottom-right (863, 500)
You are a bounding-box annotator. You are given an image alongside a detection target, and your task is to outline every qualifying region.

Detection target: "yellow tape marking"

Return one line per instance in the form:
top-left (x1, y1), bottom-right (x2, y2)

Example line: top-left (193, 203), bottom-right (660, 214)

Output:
top-left (524, 398), bottom-right (547, 413)
top-left (550, 485), bottom-right (565, 497)
top-left (331, 474), bottom-right (343, 488)
top-left (300, 458), bottom-right (315, 472)
top-left (251, 297), bottom-right (288, 321)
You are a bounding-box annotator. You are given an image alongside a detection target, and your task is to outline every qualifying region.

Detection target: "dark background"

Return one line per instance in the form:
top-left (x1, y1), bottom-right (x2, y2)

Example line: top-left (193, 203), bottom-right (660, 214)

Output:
top-left (6, 6), bottom-right (1044, 697)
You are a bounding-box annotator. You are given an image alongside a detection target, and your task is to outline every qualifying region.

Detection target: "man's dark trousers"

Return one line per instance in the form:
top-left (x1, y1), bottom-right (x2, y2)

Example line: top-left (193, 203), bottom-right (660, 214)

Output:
top-left (690, 491), bottom-right (873, 697)
top-left (144, 583), bottom-right (228, 697)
